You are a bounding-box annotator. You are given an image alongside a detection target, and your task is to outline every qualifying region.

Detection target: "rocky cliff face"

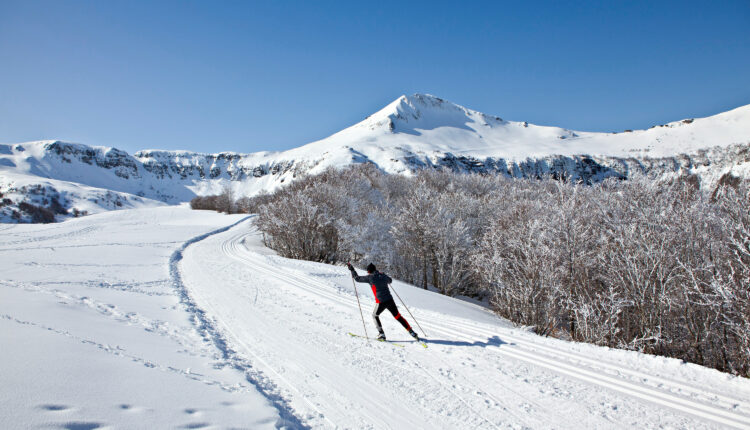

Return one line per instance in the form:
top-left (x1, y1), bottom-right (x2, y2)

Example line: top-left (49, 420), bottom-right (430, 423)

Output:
top-left (133, 150), bottom-right (297, 182)
top-left (427, 143), bottom-right (750, 185)
top-left (2, 139), bottom-right (749, 223)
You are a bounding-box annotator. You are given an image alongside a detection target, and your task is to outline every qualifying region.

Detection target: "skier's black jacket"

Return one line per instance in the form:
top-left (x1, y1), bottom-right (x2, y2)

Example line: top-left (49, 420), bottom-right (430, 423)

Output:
top-left (349, 267), bottom-right (393, 303)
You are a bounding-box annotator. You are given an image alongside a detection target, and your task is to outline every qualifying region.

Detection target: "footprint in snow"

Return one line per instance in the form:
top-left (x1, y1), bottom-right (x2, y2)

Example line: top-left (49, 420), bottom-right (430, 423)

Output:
top-left (39, 404), bottom-right (70, 411)
top-left (59, 422), bottom-right (106, 430)
top-left (181, 423), bottom-right (211, 429)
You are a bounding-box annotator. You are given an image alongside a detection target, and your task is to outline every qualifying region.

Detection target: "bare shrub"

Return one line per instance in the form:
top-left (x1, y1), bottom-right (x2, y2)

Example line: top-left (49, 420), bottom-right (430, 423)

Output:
top-left (255, 189), bottom-right (338, 263)
top-left (18, 202), bottom-right (56, 223)
top-left (215, 186), bottom-right (234, 213)
top-left (190, 195), bottom-right (218, 210)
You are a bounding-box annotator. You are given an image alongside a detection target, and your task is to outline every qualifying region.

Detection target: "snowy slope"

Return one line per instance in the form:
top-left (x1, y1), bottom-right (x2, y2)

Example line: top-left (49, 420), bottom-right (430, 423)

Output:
top-left (290, 93), bottom-right (750, 163)
top-left (276, 94), bottom-right (750, 184)
top-left (2, 95), bottom-right (749, 222)
top-left (0, 207), bottom-right (281, 428)
top-left (3, 206), bottom-right (750, 428)
top-left (0, 169), bottom-right (166, 223)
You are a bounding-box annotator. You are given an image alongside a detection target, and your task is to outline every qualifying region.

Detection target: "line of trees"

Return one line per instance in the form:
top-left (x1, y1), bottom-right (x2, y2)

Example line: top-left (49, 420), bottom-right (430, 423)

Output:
top-left (190, 187), bottom-right (266, 215)
top-left (193, 165), bottom-right (750, 377)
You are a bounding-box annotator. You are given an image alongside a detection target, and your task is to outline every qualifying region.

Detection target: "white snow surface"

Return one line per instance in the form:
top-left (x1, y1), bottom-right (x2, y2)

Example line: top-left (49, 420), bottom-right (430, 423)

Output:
top-left (0, 207), bottom-right (280, 429)
top-left (3, 206), bottom-right (750, 429)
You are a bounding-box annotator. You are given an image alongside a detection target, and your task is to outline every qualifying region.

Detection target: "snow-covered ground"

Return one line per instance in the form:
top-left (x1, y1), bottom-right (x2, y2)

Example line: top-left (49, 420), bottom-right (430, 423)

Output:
top-left (0, 207), bottom-right (279, 429)
top-left (3, 207), bottom-right (750, 429)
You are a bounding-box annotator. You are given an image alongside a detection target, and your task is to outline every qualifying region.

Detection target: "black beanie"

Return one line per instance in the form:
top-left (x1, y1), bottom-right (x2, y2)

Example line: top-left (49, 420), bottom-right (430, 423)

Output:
top-left (366, 263), bottom-right (376, 273)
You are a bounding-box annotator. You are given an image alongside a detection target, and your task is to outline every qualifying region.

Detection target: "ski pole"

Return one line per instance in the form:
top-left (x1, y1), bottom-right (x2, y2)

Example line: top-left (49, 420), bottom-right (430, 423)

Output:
top-left (390, 284), bottom-right (427, 338)
top-left (351, 272), bottom-right (369, 343)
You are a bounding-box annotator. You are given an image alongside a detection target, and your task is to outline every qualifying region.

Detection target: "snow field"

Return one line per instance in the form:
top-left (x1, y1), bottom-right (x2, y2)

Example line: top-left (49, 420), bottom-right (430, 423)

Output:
top-left (0, 207), bottom-right (280, 429)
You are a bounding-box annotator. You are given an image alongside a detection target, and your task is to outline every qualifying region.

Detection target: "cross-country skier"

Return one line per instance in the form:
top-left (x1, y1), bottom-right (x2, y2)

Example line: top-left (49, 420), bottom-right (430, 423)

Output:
top-left (347, 262), bottom-right (420, 341)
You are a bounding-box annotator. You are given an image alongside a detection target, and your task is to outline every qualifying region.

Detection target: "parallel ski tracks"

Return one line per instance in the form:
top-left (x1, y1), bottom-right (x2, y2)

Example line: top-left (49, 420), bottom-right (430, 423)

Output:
top-left (213, 230), bottom-right (431, 429)
top-left (434, 317), bottom-right (750, 412)
top-left (219, 230), bottom-right (516, 429)
top-left (222, 225), bottom-right (750, 429)
top-left (431, 321), bottom-right (750, 429)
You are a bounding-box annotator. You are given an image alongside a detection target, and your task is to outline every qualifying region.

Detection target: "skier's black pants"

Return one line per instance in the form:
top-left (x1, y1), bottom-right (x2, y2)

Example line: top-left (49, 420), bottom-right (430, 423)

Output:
top-left (372, 299), bottom-right (412, 334)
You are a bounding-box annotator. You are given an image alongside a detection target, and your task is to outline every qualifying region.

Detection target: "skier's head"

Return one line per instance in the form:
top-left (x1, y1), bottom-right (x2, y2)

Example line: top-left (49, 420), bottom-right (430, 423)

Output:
top-left (366, 263), bottom-right (377, 273)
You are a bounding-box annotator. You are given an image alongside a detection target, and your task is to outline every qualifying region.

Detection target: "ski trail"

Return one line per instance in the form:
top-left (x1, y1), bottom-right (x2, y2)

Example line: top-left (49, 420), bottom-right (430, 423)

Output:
top-left (223, 230), bottom-right (520, 428)
top-left (182, 219), bottom-right (750, 429)
top-left (222, 227), bottom-right (613, 429)
top-left (184, 230), bottom-right (441, 428)
top-left (229, 226), bottom-right (750, 428)
top-left (187, 225), bottom-right (513, 429)
top-left (433, 317), bottom-right (750, 414)
top-left (232, 229), bottom-right (750, 428)
top-left (169, 216), bottom-right (309, 429)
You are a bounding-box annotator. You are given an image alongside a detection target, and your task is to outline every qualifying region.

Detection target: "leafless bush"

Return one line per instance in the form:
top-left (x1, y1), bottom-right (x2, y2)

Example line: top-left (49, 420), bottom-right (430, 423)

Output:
top-left (189, 186), bottom-right (242, 213)
top-left (71, 208), bottom-right (88, 217)
top-left (18, 202), bottom-right (56, 223)
top-left (255, 187), bottom-right (338, 263)
top-left (215, 186), bottom-right (234, 213)
top-left (189, 195), bottom-right (219, 211)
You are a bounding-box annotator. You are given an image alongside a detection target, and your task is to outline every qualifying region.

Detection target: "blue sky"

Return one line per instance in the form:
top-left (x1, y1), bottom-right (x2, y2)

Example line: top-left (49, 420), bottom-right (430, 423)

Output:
top-left (1, 0), bottom-right (748, 154)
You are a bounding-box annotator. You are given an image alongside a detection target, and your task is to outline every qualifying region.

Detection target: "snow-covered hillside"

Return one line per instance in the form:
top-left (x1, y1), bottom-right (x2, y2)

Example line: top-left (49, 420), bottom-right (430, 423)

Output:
top-left (2, 94), bottom-right (749, 222)
top-left (293, 93), bottom-right (750, 160)
top-left (2, 207), bottom-right (749, 428)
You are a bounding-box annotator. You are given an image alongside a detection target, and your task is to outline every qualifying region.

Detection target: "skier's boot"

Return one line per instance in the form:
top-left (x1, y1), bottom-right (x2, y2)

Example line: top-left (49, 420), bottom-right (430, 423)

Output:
top-left (409, 330), bottom-right (420, 341)
top-left (377, 333), bottom-right (386, 341)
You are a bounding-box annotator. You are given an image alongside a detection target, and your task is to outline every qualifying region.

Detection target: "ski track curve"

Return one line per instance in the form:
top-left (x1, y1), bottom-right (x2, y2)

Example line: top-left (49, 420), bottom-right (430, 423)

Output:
top-left (181, 218), bottom-right (750, 430)
top-left (169, 216), bottom-right (310, 430)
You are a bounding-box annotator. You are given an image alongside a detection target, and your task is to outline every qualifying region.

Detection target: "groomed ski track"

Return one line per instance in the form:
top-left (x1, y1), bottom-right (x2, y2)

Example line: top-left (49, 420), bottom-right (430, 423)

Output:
top-left (180, 217), bottom-right (750, 429)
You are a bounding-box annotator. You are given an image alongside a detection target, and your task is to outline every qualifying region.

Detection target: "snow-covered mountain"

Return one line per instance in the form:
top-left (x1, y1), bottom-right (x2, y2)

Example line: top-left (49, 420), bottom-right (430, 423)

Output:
top-left (295, 93), bottom-right (750, 159)
top-left (2, 94), bottom-right (749, 222)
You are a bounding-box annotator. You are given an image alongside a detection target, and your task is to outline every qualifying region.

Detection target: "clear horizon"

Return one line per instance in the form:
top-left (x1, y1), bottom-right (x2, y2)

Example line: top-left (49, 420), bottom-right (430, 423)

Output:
top-left (1, 0), bottom-right (749, 154)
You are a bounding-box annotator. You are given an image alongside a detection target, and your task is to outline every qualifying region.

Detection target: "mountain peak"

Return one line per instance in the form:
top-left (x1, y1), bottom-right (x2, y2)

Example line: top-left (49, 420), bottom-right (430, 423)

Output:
top-left (398, 93), bottom-right (466, 115)
top-left (405, 93), bottom-right (451, 106)
top-left (355, 93), bottom-right (481, 134)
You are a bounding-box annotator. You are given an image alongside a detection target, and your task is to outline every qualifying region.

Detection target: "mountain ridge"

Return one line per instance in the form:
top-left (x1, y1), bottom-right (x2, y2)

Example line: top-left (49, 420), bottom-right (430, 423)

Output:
top-left (2, 94), bottom-right (749, 222)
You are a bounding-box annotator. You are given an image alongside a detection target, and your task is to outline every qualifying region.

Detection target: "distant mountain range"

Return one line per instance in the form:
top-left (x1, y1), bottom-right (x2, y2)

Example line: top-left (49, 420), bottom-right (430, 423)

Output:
top-left (1, 94), bottom-right (749, 222)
